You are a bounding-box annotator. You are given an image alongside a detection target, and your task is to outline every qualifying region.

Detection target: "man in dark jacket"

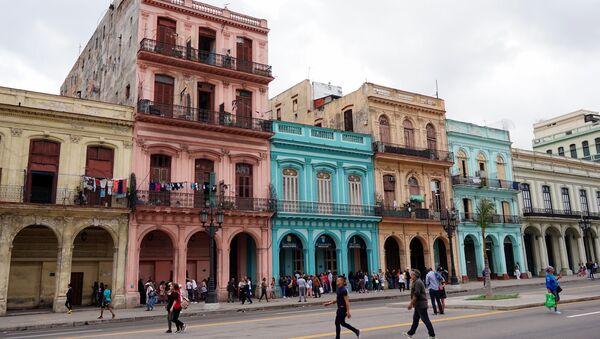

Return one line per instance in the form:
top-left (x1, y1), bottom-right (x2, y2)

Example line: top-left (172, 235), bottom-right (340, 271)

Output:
top-left (403, 269), bottom-right (436, 338)
top-left (165, 283), bottom-right (175, 333)
top-left (227, 278), bottom-right (236, 303)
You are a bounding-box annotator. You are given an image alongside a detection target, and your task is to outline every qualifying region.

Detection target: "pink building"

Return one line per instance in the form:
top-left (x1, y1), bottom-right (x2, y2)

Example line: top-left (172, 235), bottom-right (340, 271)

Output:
top-left (62, 0), bottom-right (274, 305)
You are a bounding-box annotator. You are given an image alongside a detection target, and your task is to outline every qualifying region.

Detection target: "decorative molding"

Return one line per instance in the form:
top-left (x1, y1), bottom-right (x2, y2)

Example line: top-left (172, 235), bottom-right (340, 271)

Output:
top-left (123, 141), bottom-right (133, 149)
top-left (70, 135), bottom-right (82, 143)
top-left (10, 128), bottom-right (22, 137)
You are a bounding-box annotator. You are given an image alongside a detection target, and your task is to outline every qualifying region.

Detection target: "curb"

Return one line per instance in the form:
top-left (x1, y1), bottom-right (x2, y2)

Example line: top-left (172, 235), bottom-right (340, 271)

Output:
top-left (444, 295), bottom-right (600, 311)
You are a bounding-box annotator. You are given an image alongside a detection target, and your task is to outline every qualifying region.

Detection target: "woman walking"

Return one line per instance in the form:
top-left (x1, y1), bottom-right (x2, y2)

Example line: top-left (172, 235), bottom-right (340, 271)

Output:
top-left (545, 266), bottom-right (562, 314)
top-left (270, 277), bottom-right (276, 299)
top-left (170, 284), bottom-right (186, 333)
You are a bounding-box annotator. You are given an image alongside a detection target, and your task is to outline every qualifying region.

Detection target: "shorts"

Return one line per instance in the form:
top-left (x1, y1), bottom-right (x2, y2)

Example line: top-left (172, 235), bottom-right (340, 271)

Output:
top-left (102, 301), bottom-right (111, 308)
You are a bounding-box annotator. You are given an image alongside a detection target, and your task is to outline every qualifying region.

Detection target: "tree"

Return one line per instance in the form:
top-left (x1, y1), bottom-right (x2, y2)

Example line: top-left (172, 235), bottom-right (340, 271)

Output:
top-left (476, 199), bottom-right (496, 299)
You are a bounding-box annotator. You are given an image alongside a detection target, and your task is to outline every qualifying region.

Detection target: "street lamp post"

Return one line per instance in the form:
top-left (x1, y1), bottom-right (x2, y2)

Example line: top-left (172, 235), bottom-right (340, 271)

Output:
top-left (440, 208), bottom-right (460, 285)
top-left (579, 214), bottom-right (591, 263)
top-left (200, 202), bottom-right (224, 304)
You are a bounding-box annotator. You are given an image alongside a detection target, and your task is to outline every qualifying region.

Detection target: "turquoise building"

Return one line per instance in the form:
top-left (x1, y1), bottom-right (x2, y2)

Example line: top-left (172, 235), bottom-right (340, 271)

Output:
top-left (270, 121), bottom-right (380, 281)
top-left (446, 119), bottom-right (524, 281)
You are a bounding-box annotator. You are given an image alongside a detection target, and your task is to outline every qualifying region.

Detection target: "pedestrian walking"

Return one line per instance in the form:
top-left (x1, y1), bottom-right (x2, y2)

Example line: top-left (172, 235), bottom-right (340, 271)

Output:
top-left (324, 277), bottom-right (360, 339)
top-left (146, 282), bottom-right (156, 311)
top-left (259, 277), bottom-right (269, 302)
top-left (545, 266), bottom-right (562, 314)
top-left (270, 277), bottom-right (277, 299)
top-left (65, 283), bottom-right (73, 314)
top-left (297, 275), bottom-right (307, 302)
top-left (313, 275), bottom-right (322, 298)
top-left (98, 285), bottom-right (115, 319)
top-left (402, 269), bottom-right (436, 339)
top-left (227, 278), bottom-right (236, 303)
top-left (425, 268), bottom-right (444, 315)
top-left (404, 269), bottom-right (410, 291)
top-left (243, 278), bottom-right (253, 304)
top-left (514, 263), bottom-right (521, 280)
top-left (398, 271), bottom-right (406, 292)
top-left (170, 284), bottom-right (186, 333)
top-left (165, 282), bottom-right (175, 333)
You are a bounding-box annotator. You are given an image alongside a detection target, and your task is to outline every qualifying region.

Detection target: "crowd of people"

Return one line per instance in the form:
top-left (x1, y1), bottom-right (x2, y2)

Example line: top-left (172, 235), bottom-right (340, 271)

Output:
top-left (577, 261), bottom-right (598, 279)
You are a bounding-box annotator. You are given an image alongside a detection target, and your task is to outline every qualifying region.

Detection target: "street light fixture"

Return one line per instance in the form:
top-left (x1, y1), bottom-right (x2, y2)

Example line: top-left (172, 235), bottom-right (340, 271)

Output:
top-left (200, 201), bottom-right (224, 304)
top-left (440, 208), bottom-right (460, 285)
top-left (579, 213), bottom-right (591, 262)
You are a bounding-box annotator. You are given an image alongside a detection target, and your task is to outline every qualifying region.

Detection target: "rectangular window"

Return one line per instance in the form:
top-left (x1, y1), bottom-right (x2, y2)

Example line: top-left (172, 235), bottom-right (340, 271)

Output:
top-left (292, 98), bottom-right (298, 112)
top-left (570, 144), bottom-right (577, 158)
top-left (580, 189), bottom-right (589, 214)
top-left (596, 138), bottom-right (600, 155)
top-left (546, 150), bottom-right (552, 155)
top-left (522, 184), bottom-right (532, 212)
top-left (348, 175), bottom-right (362, 215)
top-left (558, 147), bottom-right (565, 156)
top-left (561, 187), bottom-right (571, 213)
top-left (542, 185), bottom-right (553, 212)
top-left (344, 109), bottom-right (354, 132)
top-left (597, 191), bottom-right (600, 213)
top-left (276, 107), bottom-right (281, 121)
top-left (582, 141), bottom-right (590, 157)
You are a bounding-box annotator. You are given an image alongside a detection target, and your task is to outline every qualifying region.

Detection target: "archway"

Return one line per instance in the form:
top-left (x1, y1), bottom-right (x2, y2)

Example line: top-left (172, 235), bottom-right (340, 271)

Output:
top-left (279, 234), bottom-right (304, 277)
top-left (347, 235), bottom-right (368, 274)
top-left (8, 226), bottom-right (58, 310)
top-left (230, 233), bottom-right (257, 284)
top-left (72, 227), bottom-right (114, 306)
top-left (485, 236), bottom-right (496, 277)
top-left (464, 235), bottom-right (478, 280)
top-left (384, 237), bottom-right (401, 272)
top-left (315, 234), bottom-right (337, 274)
top-left (564, 227), bottom-right (582, 272)
top-left (409, 237), bottom-right (425, 274)
top-left (139, 230), bottom-right (174, 284)
top-left (545, 227), bottom-right (561, 270)
top-left (187, 231), bottom-right (217, 288)
top-left (434, 238), bottom-right (448, 270)
top-left (503, 236), bottom-right (516, 277)
top-left (523, 226), bottom-right (540, 276)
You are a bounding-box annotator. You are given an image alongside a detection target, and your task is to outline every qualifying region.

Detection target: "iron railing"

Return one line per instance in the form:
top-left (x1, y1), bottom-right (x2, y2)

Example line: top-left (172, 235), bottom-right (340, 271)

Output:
top-left (275, 200), bottom-right (378, 216)
top-left (460, 213), bottom-right (521, 224)
top-left (522, 208), bottom-right (600, 220)
top-left (135, 191), bottom-right (273, 212)
top-left (0, 185), bottom-right (128, 207)
top-left (376, 206), bottom-right (440, 220)
top-left (451, 175), bottom-right (519, 190)
top-left (373, 142), bottom-right (453, 162)
top-left (137, 100), bottom-right (272, 133)
top-left (139, 38), bottom-right (272, 77)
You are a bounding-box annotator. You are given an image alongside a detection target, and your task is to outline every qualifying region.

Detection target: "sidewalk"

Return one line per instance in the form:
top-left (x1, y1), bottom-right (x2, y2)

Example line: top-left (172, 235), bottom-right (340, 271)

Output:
top-left (0, 275), bottom-right (592, 332)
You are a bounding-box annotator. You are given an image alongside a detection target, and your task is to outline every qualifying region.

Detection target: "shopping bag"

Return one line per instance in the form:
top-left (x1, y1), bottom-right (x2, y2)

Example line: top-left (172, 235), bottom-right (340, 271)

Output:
top-left (545, 293), bottom-right (556, 308)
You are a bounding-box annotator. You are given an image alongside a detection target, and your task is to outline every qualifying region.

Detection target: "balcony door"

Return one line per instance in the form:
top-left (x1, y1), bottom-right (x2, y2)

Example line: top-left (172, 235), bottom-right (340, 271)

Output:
top-left (194, 159), bottom-right (214, 208)
top-left (235, 90), bottom-right (252, 128)
top-left (85, 146), bottom-right (114, 206)
top-left (150, 154), bottom-right (171, 206)
top-left (26, 140), bottom-right (60, 204)
top-left (236, 164), bottom-right (253, 210)
top-left (198, 27), bottom-right (216, 64)
top-left (379, 116), bottom-right (390, 143)
top-left (236, 37), bottom-right (253, 72)
top-left (156, 17), bottom-right (177, 55)
top-left (154, 75), bottom-right (174, 117)
top-left (197, 82), bottom-right (215, 123)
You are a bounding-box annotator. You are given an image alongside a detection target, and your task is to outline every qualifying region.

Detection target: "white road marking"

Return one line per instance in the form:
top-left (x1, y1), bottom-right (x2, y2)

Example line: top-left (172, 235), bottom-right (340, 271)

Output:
top-left (6, 329), bottom-right (102, 338)
top-left (566, 311), bottom-right (600, 318)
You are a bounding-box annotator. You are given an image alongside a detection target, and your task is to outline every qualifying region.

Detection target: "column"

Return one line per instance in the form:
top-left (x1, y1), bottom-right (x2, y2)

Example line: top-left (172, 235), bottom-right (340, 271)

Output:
top-left (496, 238), bottom-right (508, 279)
top-left (218, 247), bottom-right (228, 297)
top-left (125, 220), bottom-right (140, 307)
top-left (558, 235), bottom-right (572, 275)
top-left (401, 234), bottom-right (410, 271)
top-left (457, 233), bottom-right (468, 280)
top-left (53, 232), bottom-right (73, 313)
top-left (577, 236), bottom-right (588, 264)
top-left (307, 229), bottom-right (315, 275)
top-left (336, 248), bottom-right (344, 277)
top-left (272, 232), bottom-right (280, 280)
top-left (112, 221), bottom-right (128, 308)
top-left (537, 233), bottom-right (549, 275)
top-left (593, 236), bottom-right (600, 263)
top-left (176, 226), bottom-right (187, 288)
top-left (0, 239), bottom-right (12, 316)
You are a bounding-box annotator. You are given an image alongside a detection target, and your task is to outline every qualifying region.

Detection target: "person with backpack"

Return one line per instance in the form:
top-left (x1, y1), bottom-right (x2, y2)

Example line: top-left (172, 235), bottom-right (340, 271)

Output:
top-left (425, 268), bottom-right (444, 315)
top-left (437, 267), bottom-right (447, 309)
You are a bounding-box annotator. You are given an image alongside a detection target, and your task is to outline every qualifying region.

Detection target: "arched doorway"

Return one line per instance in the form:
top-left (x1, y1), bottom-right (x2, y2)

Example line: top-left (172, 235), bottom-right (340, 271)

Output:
top-left (230, 233), bottom-right (257, 284)
top-left (279, 234), bottom-right (304, 276)
top-left (464, 235), bottom-right (478, 280)
top-left (315, 234), bottom-right (337, 274)
top-left (187, 231), bottom-right (217, 287)
top-left (504, 236), bottom-right (516, 278)
top-left (139, 230), bottom-right (174, 283)
top-left (347, 235), bottom-right (368, 274)
top-left (384, 237), bottom-right (401, 271)
top-left (433, 238), bottom-right (448, 270)
top-left (564, 228), bottom-right (582, 272)
top-left (409, 237), bottom-right (425, 273)
top-left (72, 227), bottom-right (114, 306)
top-left (485, 236), bottom-right (496, 277)
top-left (8, 226), bottom-right (59, 310)
top-left (523, 227), bottom-right (539, 276)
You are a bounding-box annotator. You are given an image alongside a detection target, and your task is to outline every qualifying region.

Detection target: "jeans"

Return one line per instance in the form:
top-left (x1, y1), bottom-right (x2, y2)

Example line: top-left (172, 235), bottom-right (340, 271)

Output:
top-left (281, 285), bottom-right (287, 297)
top-left (65, 299), bottom-right (72, 311)
top-left (407, 307), bottom-right (435, 337)
top-left (228, 291), bottom-right (235, 302)
top-left (172, 309), bottom-right (184, 331)
top-left (298, 286), bottom-right (306, 301)
top-left (259, 288), bottom-right (269, 302)
top-left (335, 308), bottom-right (359, 339)
top-left (167, 311), bottom-right (172, 332)
top-left (314, 286), bottom-right (321, 298)
top-left (429, 289), bottom-right (443, 314)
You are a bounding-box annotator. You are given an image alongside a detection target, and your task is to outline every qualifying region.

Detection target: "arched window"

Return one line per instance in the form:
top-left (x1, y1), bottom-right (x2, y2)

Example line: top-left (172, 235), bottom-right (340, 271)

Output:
top-left (348, 175), bottom-right (362, 205)
top-left (26, 139), bottom-right (61, 204)
top-left (558, 147), bottom-right (565, 156)
top-left (317, 171), bottom-right (332, 204)
top-left (569, 144), bottom-right (577, 159)
top-left (477, 152), bottom-right (487, 175)
top-left (522, 183), bottom-right (532, 212)
top-left (408, 177), bottom-right (420, 196)
top-left (496, 156), bottom-right (506, 180)
top-left (282, 168), bottom-right (299, 201)
top-left (426, 123), bottom-right (436, 150)
top-left (457, 149), bottom-right (469, 178)
top-left (379, 115), bottom-right (390, 143)
top-left (383, 174), bottom-right (396, 207)
top-left (403, 119), bottom-right (415, 148)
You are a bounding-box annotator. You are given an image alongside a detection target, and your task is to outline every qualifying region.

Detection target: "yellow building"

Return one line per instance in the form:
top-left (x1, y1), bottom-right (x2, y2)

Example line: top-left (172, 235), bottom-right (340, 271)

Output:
top-left (0, 87), bottom-right (133, 315)
top-left (272, 81), bottom-right (457, 275)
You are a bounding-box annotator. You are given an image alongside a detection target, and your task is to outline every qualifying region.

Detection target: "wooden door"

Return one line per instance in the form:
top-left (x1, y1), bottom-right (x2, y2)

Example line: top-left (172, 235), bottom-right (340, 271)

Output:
top-left (26, 140), bottom-right (60, 203)
top-left (154, 75), bottom-right (174, 116)
top-left (194, 159), bottom-right (214, 208)
top-left (197, 82), bottom-right (214, 123)
top-left (383, 175), bottom-right (395, 208)
top-left (70, 272), bottom-right (84, 306)
top-left (379, 116), bottom-right (390, 143)
top-left (157, 17), bottom-right (176, 55)
top-left (236, 37), bottom-right (253, 72)
top-left (150, 155), bottom-right (171, 205)
top-left (235, 90), bottom-right (252, 128)
top-left (85, 146), bottom-right (114, 206)
top-left (236, 164), bottom-right (253, 210)
top-left (344, 110), bottom-right (354, 132)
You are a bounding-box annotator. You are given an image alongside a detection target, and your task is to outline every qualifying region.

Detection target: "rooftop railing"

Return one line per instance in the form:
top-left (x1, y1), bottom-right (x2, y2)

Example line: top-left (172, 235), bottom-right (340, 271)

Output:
top-left (373, 141), bottom-right (452, 162)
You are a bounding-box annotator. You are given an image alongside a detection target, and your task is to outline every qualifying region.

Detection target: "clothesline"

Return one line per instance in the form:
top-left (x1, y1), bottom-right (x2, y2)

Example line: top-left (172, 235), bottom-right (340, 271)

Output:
top-left (82, 176), bottom-right (128, 198)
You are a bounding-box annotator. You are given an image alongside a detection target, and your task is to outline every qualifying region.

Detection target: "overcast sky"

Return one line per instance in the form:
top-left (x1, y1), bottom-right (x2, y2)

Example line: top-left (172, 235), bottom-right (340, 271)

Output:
top-left (1, 0), bottom-right (599, 149)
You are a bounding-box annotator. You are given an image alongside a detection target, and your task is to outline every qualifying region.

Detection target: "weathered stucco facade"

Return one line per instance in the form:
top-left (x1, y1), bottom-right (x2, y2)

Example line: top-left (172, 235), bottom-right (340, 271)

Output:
top-left (0, 87), bottom-right (133, 315)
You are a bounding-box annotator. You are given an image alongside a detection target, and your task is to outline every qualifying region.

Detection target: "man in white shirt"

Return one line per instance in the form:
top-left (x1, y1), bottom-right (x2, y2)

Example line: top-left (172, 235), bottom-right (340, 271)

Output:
top-left (297, 275), bottom-right (307, 302)
top-left (191, 279), bottom-right (198, 302)
top-left (425, 268), bottom-right (444, 315)
top-left (328, 271), bottom-right (334, 294)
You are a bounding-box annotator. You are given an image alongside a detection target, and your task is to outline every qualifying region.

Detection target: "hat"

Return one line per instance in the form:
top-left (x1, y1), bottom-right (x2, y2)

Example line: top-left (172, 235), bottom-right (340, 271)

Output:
top-left (546, 266), bottom-right (554, 273)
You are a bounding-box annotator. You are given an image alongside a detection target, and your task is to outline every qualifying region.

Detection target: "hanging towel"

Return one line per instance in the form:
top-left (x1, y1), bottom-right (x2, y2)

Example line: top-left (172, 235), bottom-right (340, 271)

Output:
top-left (107, 180), bottom-right (113, 195)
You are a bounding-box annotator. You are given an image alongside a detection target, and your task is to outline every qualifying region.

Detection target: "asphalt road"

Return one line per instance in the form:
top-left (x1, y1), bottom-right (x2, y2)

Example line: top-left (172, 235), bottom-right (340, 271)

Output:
top-left (2, 281), bottom-right (600, 339)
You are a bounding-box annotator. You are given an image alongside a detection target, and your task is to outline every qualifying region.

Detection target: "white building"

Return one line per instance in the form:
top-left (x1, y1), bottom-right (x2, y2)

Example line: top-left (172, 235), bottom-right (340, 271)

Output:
top-left (512, 149), bottom-right (600, 277)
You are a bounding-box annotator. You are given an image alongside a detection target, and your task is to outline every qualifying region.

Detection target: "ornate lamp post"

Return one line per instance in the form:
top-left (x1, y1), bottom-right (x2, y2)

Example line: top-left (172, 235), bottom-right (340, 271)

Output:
top-left (200, 202), bottom-right (224, 304)
top-left (579, 213), bottom-right (591, 262)
top-left (440, 208), bottom-right (460, 285)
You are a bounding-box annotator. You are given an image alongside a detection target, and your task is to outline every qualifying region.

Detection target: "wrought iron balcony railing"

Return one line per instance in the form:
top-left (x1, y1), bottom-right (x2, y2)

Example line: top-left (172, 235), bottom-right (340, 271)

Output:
top-left (522, 208), bottom-right (600, 220)
top-left (135, 191), bottom-right (273, 212)
top-left (275, 200), bottom-right (379, 216)
top-left (137, 100), bottom-right (272, 133)
top-left (451, 175), bottom-right (520, 190)
top-left (0, 185), bottom-right (128, 208)
top-left (460, 213), bottom-right (521, 224)
top-left (377, 206), bottom-right (440, 220)
top-left (373, 141), bottom-right (452, 162)
top-left (139, 38), bottom-right (272, 77)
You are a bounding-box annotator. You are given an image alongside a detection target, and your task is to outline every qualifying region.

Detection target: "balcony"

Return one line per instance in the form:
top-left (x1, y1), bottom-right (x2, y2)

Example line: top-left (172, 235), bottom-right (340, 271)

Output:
top-left (460, 213), bottom-right (521, 224)
top-left (136, 191), bottom-right (273, 212)
top-left (138, 39), bottom-right (273, 82)
top-left (373, 141), bottom-right (452, 163)
top-left (0, 185), bottom-right (128, 208)
top-left (452, 175), bottom-right (520, 190)
top-left (377, 206), bottom-right (440, 220)
top-left (522, 208), bottom-right (600, 220)
top-left (137, 100), bottom-right (272, 133)
top-left (275, 200), bottom-right (378, 217)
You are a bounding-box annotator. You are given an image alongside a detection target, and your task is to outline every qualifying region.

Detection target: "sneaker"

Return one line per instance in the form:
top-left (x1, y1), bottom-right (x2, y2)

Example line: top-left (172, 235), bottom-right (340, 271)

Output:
top-left (356, 329), bottom-right (360, 338)
top-left (67, 310), bottom-right (72, 314)
top-left (165, 330), bottom-right (172, 333)
top-left (555, 311), bottom-right (562, 314)
top-left (402, 333), bottom-right (413, 338)
top-left (97, 316), bottom-right (103, 319)
top-left (112, 314), bottom-right (115, 319)
top-left (181, 324), bottom-right (186, 332)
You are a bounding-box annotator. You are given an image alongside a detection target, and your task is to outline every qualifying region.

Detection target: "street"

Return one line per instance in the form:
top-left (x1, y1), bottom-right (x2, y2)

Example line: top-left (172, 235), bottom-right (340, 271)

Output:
top-left (3, 280), bottom-right (599, 339)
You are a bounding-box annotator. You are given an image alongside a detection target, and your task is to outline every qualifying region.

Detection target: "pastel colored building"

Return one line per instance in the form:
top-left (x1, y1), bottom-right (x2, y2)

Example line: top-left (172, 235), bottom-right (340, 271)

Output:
top-left (61, 0), bottom-right (274, 304)
top-left (0, 87), bottom-right (133, 315)
top-left (446, 119), bottom-right (523, 281)
top-left (270, 121), bottom-right (380, 282)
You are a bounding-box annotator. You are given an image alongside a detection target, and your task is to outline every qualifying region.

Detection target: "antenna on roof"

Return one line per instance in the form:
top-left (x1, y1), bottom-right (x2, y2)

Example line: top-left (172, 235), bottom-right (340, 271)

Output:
top-left (435, 80), bottom-right (439, 99)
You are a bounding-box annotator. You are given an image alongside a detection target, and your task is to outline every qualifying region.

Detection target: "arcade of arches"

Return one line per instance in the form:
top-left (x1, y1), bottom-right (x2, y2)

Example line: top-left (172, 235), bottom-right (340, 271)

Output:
top-left (0, 211), bottom-right (128, 316)
top-left (380, 233), bottom-right (453, 276)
